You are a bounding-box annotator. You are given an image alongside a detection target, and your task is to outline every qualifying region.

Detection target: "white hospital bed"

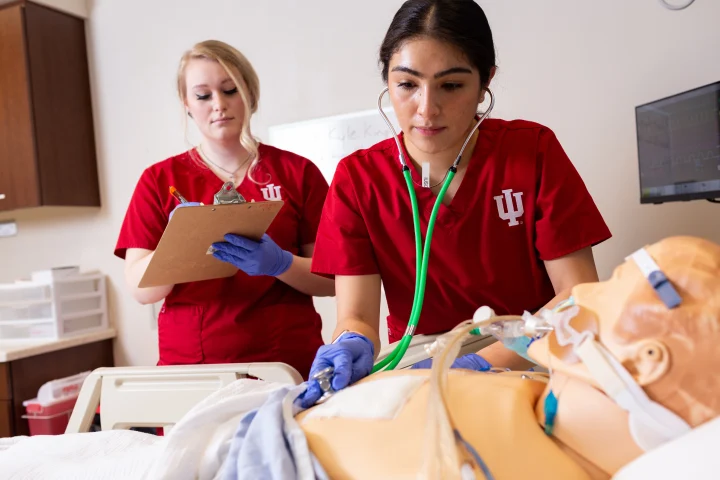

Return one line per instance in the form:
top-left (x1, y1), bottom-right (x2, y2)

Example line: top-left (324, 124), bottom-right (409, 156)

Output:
top-left (66, 332), bottom-right (494, 434)
top-left (59, 331), bottom-right (719, 479)
top-left (65, 362), bottom-right (303, 434)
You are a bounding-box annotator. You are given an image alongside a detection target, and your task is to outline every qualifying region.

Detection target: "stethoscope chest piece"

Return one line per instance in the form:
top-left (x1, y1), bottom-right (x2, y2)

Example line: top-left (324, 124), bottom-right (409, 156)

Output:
top-left (311, 366), bottom-right (336, 404)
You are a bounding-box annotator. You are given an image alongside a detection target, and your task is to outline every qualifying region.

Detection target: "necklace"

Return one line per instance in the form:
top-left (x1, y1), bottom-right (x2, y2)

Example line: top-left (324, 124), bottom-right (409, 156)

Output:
top-left (198, 144), bottom-right (252, 182)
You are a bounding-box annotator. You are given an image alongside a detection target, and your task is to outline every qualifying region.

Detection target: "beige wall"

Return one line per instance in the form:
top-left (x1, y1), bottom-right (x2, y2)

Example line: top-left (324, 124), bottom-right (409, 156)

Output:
top-left (1, 0), bottom-right (718, 366)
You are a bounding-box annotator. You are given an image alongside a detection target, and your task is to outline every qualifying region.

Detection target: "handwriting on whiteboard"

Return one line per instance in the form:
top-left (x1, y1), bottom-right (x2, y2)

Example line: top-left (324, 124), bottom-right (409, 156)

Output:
top-left (269, 109), bottom-right (400, 182)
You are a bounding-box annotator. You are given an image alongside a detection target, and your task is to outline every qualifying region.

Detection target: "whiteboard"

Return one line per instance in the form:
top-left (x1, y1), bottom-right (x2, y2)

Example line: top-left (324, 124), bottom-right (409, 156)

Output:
top-left (268, 109), bottom-right (401, 345)
top-left (268, 108), bottom-right (400, 182)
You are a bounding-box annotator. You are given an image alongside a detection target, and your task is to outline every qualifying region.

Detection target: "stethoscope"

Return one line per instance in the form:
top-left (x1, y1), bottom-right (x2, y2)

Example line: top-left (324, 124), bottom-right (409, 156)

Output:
top-left (371, 86), bottom-right (495, 373)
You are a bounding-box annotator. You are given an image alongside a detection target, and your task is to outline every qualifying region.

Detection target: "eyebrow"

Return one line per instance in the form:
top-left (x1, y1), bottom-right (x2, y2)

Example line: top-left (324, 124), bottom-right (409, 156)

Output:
top-left (390, 66), bottom-right (473, 79)
top-left (192, 78), bottom-right (234, 89)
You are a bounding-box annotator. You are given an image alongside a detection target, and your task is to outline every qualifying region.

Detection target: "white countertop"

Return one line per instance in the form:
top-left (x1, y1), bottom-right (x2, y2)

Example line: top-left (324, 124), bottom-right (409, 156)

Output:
top-left (0, 328), bottom-right (116, 362)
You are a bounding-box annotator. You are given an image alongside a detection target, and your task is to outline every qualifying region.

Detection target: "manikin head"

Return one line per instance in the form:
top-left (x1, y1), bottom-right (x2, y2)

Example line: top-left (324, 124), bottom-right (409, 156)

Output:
top-left (297, 236), bottom-right (720, 479)
top-left (530, 236), bottom-right (720, 430)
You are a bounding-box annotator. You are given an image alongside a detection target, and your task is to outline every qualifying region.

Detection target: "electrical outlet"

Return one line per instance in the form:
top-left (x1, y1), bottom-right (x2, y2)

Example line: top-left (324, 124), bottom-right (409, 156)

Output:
top-left (0, 220), bottom-right (18, 237)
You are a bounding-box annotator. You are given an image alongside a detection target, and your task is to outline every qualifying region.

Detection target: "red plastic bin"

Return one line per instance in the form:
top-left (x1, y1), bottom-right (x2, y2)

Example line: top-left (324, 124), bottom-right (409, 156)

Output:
top-left (22, 396), bottom-right (78, 435)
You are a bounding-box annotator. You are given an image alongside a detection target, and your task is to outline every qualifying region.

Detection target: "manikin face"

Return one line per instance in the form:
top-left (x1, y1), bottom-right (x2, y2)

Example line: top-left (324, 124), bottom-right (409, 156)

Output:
top-left (530, 236), bottom-right (720, 428)
top-left (528, 245), bottom-right (673, 389)
top-left (386, 37), bottom-right (493, 157)
top-left (184, 58), bottom-right (245, 144)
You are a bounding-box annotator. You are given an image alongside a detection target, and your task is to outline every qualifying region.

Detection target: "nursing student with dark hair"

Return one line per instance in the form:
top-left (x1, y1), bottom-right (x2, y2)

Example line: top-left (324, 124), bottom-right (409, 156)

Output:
top-left (299, 0), bottom-right (611, 406)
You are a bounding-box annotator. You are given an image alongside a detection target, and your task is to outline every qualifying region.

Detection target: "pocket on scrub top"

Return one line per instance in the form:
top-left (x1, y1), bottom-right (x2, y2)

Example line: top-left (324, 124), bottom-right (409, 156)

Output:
top-left (157, 303), bottom-right (204, 365)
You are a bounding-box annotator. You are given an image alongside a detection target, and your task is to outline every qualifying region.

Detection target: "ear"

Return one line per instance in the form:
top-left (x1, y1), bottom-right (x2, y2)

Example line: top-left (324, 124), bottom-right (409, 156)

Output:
top-left (479, 66), bottom-right (498, 105)
top-left (625, 340), bottom-right (670, 386)
top-left (487, 65), bottom-right (497, 85)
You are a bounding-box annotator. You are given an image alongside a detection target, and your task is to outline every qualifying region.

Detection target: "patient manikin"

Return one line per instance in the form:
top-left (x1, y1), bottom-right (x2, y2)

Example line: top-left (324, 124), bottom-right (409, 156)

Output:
top-left (296, 236), bottom-right (720, 479)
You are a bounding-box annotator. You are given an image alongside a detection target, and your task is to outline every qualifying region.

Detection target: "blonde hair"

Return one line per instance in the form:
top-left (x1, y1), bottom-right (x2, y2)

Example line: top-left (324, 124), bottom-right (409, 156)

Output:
top-left (177, 40), bottom-right (268, 183)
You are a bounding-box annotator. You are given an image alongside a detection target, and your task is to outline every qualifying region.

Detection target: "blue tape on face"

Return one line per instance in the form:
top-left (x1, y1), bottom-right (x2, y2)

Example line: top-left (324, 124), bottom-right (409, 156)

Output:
top-left (647, 270), bottom-right (682, 309)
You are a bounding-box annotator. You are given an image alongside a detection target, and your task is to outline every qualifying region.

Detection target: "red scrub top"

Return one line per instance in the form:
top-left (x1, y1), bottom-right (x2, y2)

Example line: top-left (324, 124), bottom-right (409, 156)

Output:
top-left (115, 143), bottom-right (327, 378)
top-left (312, 119), bottom-right (611, 343)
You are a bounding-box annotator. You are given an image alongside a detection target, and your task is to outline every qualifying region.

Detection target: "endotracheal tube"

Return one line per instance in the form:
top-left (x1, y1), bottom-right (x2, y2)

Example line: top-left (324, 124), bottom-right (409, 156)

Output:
top-left (478, 310), bottom-right (552, 361)
top-left (475, 301), bottom-right (574, 361)
top-left (466, 306), bottom-right (539, 361)
top-left (422, 300), bottom-right (575, 360)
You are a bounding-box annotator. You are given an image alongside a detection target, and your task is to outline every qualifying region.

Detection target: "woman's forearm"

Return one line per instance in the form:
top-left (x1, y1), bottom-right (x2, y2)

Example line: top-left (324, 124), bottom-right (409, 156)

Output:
top-left (333, 316), bottom-right (382, 358)
top-left (276, 255), bottom-right (336, 297)
top-left (334, 274), bottom-right (383, 357)
top-left (125, 249), bottom-right (174, 305)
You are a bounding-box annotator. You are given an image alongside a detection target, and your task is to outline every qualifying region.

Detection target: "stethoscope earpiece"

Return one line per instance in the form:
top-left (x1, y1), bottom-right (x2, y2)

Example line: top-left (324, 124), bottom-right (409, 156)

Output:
top-left (377, 87), bottom-right (494, 171)
top-left (371, 86), bottom-right (496, 373)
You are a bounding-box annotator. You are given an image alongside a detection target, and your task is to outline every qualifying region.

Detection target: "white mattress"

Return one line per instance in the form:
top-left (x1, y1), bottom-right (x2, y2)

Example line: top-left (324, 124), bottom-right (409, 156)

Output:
top-left (613, 415), bottom-right (720, 479)
top-left (0, 430), bottom-right (162, 479)
top-left (0, 379), bottom-right (286, 480)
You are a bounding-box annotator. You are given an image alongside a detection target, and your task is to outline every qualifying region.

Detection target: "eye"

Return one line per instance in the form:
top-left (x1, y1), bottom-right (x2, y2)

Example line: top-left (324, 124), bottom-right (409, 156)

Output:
top-left (397, 82), bottom-right (415, 90)
top-left (223, 87), bottom-right (238, 96)
top-left (442, 82), bottom-right (463, 91)
top-left (195, 93), bottom-right (211, 101)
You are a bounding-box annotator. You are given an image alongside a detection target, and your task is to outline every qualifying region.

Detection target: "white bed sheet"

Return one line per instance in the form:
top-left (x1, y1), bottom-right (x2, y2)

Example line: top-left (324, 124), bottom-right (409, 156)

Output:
top-left (0, 379), bottom-right (286, 480)
top-left (0, 430), bottom-right (162, 479)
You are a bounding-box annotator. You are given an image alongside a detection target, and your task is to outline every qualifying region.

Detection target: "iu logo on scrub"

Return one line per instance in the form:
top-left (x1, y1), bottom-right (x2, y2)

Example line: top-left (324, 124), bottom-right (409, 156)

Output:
top-left (494, 189), bottom-right (524, 226)
top-left (261, 184), bottom-right (282, 201)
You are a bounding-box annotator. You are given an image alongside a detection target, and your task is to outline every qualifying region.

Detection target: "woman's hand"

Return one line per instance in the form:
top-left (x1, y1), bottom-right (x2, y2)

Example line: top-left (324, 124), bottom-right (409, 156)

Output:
top-left (297, 332), bottom-right (375, 408)
top-left (410, 353), bottom-right (492, 371)
top-left (211, 233), bottom-right (293, 276)
top-left (169, 202), bottom-right (203, 219)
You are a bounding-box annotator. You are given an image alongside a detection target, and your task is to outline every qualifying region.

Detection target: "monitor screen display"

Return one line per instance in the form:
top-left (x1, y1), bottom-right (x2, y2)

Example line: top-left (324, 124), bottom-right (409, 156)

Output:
top-left (635, 81), bottom-right (720, 204)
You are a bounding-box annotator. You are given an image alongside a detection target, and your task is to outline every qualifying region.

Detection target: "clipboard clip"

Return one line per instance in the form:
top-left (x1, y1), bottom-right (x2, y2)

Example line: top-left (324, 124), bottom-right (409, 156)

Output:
top-left (214, 181), bottom-right (246, 205)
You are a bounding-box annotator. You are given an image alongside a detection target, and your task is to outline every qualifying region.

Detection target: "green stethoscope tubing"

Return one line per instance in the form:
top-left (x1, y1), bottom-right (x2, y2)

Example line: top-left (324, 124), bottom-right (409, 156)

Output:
top-left (371, 167), bottom-right (455, 373)
top-left (372, 87), bottom-right (495, 373)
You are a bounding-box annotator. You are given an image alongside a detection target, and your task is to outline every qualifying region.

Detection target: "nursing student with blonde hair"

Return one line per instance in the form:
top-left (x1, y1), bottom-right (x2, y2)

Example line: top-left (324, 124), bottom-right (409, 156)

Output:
top-left (115, 40), bottom-right (332, 378)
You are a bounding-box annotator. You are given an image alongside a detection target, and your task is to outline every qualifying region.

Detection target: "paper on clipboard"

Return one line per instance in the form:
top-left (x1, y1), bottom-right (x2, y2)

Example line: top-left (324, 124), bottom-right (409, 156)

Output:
top-left (138, 201), bottom-right (284, 288)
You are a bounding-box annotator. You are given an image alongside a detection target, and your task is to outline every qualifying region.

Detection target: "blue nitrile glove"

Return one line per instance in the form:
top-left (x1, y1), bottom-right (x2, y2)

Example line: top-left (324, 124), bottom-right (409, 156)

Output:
top-left (211, 233), bottom-right (293, 277)
top-left (296, 333), bottom-right (375, 408)
top-left (411, 353), bottom-right (492, 371)
top-left (169, 202), bottom-right (203, 219)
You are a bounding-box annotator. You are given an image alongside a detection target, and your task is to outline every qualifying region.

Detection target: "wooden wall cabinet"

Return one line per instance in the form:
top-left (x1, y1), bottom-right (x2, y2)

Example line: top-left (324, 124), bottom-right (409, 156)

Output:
top-left (0, 1), bottom-right (100, 212)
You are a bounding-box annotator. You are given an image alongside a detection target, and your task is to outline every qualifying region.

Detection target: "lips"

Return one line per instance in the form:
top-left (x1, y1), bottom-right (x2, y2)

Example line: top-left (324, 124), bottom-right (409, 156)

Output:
top-left (212, 117), bottom-right (234, 124)
top-left (414, 126), bottom-right (446, 136)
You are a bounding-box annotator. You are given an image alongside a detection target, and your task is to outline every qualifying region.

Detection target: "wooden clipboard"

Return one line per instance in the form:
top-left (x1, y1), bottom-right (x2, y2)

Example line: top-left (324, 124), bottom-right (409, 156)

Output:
top-left (138, 201), bottom-right (284, 288)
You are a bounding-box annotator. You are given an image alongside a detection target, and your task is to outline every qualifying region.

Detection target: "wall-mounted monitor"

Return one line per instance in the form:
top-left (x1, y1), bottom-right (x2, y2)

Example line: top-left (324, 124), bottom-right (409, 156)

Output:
top-left (635, 81), bottom-right (720, 204)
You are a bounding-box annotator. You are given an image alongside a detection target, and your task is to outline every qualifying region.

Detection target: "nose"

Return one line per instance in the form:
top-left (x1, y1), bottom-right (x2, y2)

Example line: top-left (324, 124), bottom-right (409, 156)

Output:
top-left (416, 85), bottom-right (440, 119)
top-left (212, 92), bottom-right (227, 112)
